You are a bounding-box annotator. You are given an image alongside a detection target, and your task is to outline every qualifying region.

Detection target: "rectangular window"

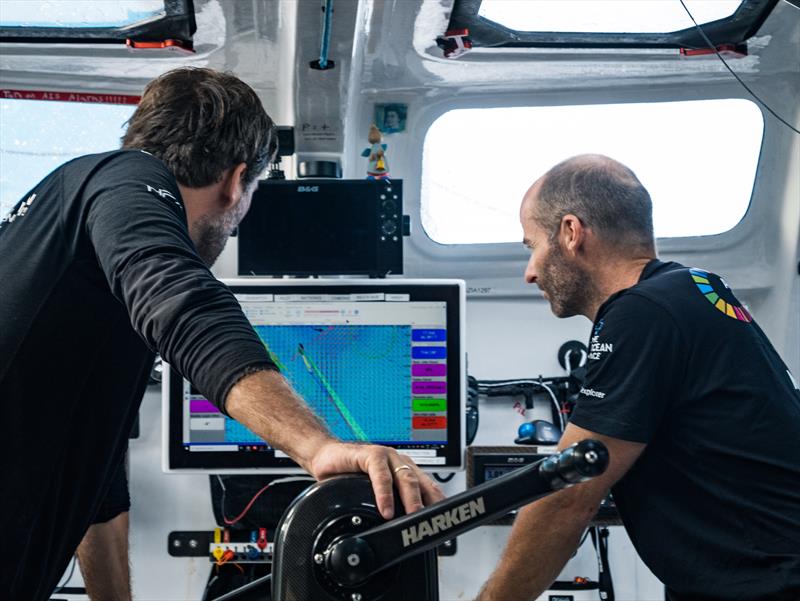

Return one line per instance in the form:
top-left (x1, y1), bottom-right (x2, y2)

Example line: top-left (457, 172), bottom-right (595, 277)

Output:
top-left (0, 0), bottom-right (164, 28)
top-left (444, 0), bottom-right (776, 50)
top-left (478, 0), bottom-right (742, 34)
top-left (0, 98), bottom-right (137, 218)
top-left (0, 0), bottom-right (194, 46)
top-left (421, 100), bottom-right (763, 244)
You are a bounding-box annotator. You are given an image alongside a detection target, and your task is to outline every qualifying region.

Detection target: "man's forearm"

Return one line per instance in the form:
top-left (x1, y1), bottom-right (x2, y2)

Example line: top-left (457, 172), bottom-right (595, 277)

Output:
top-left (225, 369), bottom-right (336, 472)
top-left (476, 425), bottom-right (645, 601)
top-left (477, 491), bottom-right (596, 601)
top-left (76, 512), bottom-right (131, 601)
top-left (224, 369), bottom-right (446, 519)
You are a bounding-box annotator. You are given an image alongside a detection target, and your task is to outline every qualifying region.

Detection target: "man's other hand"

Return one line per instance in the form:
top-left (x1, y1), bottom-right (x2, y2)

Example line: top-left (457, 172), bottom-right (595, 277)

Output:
top-left (309, 442), bottom-right (445, 519)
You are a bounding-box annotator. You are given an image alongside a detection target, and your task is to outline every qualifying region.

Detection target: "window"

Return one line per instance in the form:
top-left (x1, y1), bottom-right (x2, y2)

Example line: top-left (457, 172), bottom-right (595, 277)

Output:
top-left (0, 0), bottom-right (194, 46)
top-left (444, 0), bottom-right (776, 50)
top-left (0, 1), bottom-right (164, 28)
top-left (420, 99), bottom-right (763, 244)
top-left (0, 98), bottom-right (137, 218)
top-left (478, 1), bottom-right (742, 34)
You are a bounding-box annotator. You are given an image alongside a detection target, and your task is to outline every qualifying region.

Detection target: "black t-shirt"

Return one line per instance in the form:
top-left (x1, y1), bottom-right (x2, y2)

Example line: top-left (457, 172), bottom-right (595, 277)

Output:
top-left (0, 150), bottom-right (276, 600)
top-left (570, 260), bottom-right (800, 600)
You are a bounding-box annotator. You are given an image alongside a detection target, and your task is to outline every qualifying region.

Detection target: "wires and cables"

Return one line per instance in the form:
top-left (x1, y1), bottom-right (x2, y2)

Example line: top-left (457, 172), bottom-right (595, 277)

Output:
top-left (310, 0), bottom-right (335, 70)
top-left (433, 472), bottom-right (456, 483)
top-left (202, 573), bottom-right (219, 601)
top-left (209, 573), bottom-right (272, 601)
top-left (591, 526), bottom-right (615, 601)
top-left (319, 0), bottom-right (333, 68)
top-left (52, 554), bottom-right (77, 594)
top-left (466, 376), bottom-right (481, 444)
top-left (570, 527), bottom-right (593, 559)
top-left (478, 378), bottom-right (567, 431)
top-left (217, 475), bottom-right (314, 526)
top-left (679, 0), bottom-right (800, 135)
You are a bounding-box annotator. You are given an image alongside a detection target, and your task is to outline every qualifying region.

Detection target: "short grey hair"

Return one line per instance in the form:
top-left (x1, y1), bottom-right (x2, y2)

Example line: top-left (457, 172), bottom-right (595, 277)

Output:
top-left (532, 154), bottom-right (655, 253)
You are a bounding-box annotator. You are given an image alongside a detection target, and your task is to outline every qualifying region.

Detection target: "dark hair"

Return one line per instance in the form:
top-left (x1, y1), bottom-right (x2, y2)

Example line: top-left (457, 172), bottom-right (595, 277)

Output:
top-left (533, 154), bottom-right (655, 253)
top-left (122, 67), bottom-right (277, 189)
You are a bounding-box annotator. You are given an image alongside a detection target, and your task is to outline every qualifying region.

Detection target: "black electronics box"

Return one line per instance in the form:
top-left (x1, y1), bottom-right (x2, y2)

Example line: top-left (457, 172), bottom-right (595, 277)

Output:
top-left (238, 179), bottom-right (405, 277)
top-left (466, 446), bottom-right (621, 526)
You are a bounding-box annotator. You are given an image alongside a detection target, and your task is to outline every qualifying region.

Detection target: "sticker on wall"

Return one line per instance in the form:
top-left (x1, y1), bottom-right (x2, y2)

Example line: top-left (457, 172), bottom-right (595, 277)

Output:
top-left (299, 121), bottom-right (339, 144)
top-left (375, 103), bottom-right (407, 134)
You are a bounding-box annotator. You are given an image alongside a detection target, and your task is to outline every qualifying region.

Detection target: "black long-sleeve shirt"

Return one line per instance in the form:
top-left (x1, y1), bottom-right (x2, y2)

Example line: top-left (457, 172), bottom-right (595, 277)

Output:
top-left (0, 150), bottom-right (275, 599)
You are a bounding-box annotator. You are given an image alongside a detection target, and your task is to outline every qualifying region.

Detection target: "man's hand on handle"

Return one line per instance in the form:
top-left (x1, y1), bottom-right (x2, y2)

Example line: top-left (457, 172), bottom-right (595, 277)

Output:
top-left (309, 442), bottom-right (445, 519)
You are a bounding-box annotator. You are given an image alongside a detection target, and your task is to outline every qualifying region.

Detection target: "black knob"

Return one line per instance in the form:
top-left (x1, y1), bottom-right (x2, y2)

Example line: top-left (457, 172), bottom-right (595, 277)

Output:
top-left (381, 219), bottom-right (398, 236)
top-left (326, 536), bottom-right (375, 587)
top-left (539, 439), bottom-right (609, 490)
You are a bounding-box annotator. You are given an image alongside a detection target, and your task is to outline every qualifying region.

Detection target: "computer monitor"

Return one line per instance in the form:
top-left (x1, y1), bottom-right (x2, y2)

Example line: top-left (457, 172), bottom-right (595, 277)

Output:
top-left (163, 278), bottom-right (465, 473)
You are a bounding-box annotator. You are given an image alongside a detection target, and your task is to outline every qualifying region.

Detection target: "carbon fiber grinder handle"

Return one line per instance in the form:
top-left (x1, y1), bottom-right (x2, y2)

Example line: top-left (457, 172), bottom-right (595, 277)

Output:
top-left (538, 439), bottom-right (609, 489)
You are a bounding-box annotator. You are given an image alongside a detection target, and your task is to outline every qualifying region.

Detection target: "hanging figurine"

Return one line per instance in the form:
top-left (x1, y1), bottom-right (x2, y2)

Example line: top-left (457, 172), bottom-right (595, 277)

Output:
top-left (361, 124), bottom-right (389, 179)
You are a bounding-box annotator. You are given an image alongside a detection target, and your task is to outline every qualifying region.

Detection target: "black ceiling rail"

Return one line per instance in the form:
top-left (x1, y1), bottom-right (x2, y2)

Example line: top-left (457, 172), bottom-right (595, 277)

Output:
top-left (0, 0), bottom-right (195, 47)
top-left (447, 0), bottom-right (778, 50)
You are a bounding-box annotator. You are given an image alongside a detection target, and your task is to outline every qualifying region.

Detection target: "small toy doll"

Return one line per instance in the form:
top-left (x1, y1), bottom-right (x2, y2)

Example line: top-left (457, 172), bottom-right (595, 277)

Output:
top-left (361, 124), bottom-right (389, 179)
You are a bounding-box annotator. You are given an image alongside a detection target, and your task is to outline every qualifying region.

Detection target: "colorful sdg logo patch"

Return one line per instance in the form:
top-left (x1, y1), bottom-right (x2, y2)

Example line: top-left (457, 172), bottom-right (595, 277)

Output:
top-left (690, 268), bottom-right (752, 322)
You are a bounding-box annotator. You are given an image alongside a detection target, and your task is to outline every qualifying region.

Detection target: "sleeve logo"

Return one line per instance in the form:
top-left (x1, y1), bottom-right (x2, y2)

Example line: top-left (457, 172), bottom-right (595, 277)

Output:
top-left (0, 193), bottom-right (37, 230)
top-left (145, 184), bottom-right (183, 211)
top-left (579, 387), bottom-right (606, 399)
top-left (588, 319), bottom-right (613, 360)
top-left (690, 268), bottom-right (752, 322)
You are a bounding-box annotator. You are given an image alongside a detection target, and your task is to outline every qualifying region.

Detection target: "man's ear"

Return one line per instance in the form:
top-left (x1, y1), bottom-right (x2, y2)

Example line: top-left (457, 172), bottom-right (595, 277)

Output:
top-left (219, 162), bottom-right (248, 210)
top-left (559, 213), bottom-right (586, 257)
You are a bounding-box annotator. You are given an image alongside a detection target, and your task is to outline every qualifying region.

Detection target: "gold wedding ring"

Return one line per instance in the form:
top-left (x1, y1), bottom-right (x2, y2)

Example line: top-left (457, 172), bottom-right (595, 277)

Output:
top-left (393, 464), bottom-right (412, 474)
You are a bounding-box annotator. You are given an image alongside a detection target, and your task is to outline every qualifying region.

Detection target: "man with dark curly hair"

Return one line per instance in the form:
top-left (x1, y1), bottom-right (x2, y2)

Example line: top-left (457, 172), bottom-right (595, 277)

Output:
top-left (0, 68), bottom-right (441, 600)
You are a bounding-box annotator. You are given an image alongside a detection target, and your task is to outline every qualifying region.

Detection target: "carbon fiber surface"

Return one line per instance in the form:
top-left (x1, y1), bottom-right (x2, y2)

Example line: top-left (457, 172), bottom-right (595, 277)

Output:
top-left (272, 474), bottom-right (438, 601)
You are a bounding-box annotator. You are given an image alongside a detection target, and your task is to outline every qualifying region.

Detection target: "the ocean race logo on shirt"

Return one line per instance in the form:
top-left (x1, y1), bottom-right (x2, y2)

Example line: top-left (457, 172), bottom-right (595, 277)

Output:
top-left (588, 318), bottom-right (613, 361)
top-left (689, 268), bottom-right (752, 323)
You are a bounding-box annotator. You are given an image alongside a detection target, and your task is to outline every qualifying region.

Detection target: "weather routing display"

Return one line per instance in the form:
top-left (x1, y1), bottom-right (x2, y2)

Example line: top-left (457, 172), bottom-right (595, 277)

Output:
top-left (256, 324), bottom-right (413, 443)
top-left (173, 281), bottom-right (463, 470)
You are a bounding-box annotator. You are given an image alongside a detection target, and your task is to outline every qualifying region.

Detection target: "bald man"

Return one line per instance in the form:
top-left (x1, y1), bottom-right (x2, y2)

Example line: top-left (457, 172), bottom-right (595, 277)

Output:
top-left (476, 155), bottom-right (800, 601)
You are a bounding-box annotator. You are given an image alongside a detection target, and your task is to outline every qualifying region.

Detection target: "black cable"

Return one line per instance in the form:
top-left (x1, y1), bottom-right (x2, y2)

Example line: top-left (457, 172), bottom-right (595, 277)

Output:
top-left (433, 472), bottom-right (456, 483)
top-left (478, 379), bottom-right (565, 431)
top-left (570, 527), bottom-right (592, 559)
top-left (52, 554), bottom-right (77, 594)
top-left (202, 573), bottom-right (219, 601)
top-left (209, 573), bottom-right (272, 601)
top-left (217, 474), bottom-right (228, 525)
top-left (465, 403), bottom-right (480, 445)
top-left (590, 527), bottom-right (615, 601)
top-left (679, 0), bottom-right (800, 135)
top-left (578, 527), bottom-right (591, 548)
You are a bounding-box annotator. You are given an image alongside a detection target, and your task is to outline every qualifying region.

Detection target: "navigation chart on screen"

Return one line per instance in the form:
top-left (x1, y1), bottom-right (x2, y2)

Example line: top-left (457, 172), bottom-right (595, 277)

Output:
top-left (173, 282), bottom-right (461, 471)
top-left (255, 324), bottom-right (412, 441)
top-left (180, 290), bottom-right (454, 466)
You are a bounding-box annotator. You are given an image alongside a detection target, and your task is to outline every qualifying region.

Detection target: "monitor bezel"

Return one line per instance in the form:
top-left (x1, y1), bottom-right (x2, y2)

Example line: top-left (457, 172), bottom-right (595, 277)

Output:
top-left (162, 278), bottom-right (466, 474)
